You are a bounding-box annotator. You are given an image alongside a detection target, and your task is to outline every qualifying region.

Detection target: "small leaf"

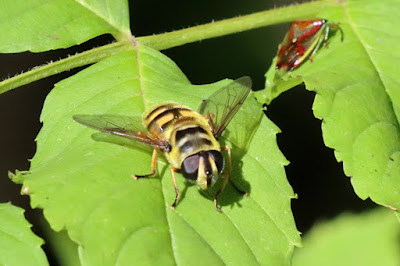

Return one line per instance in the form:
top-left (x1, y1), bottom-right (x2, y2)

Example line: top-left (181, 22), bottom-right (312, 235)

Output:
top-left (256, 0), bottom-right (400, 210)
top-left (293, 208), bottom-right (400, 266)
top-left (15, 45), bottom-right (300, 264)
top-left (0, 0), bottom-right (131, 52)
top-left (0, 202), bottom-right (48, 265)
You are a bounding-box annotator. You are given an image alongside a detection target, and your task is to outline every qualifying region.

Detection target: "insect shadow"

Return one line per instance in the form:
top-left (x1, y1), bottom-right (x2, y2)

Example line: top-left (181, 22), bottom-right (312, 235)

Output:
top-left (92, 130), bottom-right (246, 209)
top-left (197, 96), bottom-right (264, 210)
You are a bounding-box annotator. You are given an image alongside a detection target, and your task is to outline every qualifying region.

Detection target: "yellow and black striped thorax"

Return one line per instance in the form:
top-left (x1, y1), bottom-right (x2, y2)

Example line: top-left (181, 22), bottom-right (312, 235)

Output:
top-left (142, 103), bottom-right (220, 169)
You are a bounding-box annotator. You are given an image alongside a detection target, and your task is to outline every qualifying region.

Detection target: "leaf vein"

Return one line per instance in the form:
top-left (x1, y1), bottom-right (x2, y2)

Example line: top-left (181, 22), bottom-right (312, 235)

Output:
top-left (172, 211), bottom-right (227, 264)
top-left (137, 44), bottom-right (147, 108)
top-left (74, 0), bottom-right (120, 35)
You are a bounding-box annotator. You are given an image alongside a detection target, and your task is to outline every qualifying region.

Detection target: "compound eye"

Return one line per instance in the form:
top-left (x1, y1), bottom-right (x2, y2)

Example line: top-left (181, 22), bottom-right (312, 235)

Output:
top-left (208, 150), bottom-right (224, 173)
top-left (181, 154), bottom-right (199, 181)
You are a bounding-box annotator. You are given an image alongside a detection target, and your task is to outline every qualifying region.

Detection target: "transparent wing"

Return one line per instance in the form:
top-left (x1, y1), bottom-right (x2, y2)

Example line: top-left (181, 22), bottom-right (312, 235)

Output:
top-left (198, 76), bottom-right (252, 138)
top-left (73, 114), bottom-right (169, 150)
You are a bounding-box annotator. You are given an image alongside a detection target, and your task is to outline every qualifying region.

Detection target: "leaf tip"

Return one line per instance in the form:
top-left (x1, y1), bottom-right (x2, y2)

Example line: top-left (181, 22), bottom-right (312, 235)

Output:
top-left (8, 169), bottom-right (28, 184)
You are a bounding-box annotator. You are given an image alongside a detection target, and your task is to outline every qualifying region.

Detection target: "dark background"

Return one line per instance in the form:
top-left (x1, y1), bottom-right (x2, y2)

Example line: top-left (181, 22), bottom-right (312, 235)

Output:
top-left (0, 0), bottom-right (374, 260)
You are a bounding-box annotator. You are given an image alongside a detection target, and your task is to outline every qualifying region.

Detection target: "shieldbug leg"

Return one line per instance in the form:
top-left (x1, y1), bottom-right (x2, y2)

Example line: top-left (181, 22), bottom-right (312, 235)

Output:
top-left (309, 33), bottom-right (327, 62)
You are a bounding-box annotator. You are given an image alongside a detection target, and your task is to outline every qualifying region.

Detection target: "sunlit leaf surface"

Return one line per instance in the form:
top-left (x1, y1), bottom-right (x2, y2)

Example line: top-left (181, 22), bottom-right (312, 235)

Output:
top-left (12, 45), bottom-right (300, 265)
top-left (293, 208), bottom-right (400, 266)
top-left (0, 202), bottom-right (48, 265)
top-left (0, 0), bottom-right (131, 52)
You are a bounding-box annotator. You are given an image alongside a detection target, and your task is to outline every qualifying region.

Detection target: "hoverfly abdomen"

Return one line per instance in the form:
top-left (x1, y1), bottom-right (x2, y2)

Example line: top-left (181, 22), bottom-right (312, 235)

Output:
top-left (175, 126), bottom-right (208, 141)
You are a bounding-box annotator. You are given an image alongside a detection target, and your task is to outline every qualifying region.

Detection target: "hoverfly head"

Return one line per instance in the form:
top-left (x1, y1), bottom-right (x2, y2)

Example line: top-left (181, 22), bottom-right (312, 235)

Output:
top-left (181, 150), bottom-right (224, 190)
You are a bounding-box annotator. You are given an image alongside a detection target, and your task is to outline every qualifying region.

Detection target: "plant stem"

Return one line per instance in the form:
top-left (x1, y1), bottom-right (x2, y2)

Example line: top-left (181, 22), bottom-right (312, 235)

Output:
top-left (137, 0), bottom-right (336, 50)
top-left (0, 42), bottom-right (133, 94)
top-left (0, 0), bottom-right (337, 94)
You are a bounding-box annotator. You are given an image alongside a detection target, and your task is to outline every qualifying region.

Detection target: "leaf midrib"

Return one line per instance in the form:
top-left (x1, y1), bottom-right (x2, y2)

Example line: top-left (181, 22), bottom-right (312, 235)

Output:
top-left (74, 0), bottom-right (126, 36)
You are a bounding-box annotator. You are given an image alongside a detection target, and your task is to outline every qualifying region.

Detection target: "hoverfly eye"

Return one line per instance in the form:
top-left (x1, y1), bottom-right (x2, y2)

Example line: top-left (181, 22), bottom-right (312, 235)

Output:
top-left (208, 150), bottom-right (224, 173)
top-left (181, 154), bottom-right (200, 181)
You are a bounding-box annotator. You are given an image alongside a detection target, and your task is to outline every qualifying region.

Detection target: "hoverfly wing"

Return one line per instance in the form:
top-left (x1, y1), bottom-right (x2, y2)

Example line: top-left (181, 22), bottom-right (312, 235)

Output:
top-left (199, 76), bottom-right (252, 138)
top-left (73, 114), bottom-right (169, 150)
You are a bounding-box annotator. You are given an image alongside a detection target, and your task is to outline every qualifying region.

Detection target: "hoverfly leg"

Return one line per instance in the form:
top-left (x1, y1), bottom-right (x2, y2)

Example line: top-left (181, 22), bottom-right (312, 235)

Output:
top-left (213, 145), bottom-right (232, 212)
top-left (214, 199), bottom-right (222, 213)
top-left (205, 112), bottom-right (216, 129)
top-left (221, 145), bottom-right (232, 176)
top-left (224, 144), bottom-right (247, 196)
top-left (338, 26), bottom-right (344, 42)
top-left (214, 145), bottom-right (248, 212)
top-left (132, 147), bottom-right (158, 180)
top-left (169, 167), bottom-right (180, 210)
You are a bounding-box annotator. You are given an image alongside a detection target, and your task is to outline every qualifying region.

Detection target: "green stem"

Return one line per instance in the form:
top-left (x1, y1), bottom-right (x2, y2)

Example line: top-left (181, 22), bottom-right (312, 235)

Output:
top-left (0, 42), bottom-right (133, 94)
top-left (137, 0), bottom-right (336, 50)
top-left (0, 0), bottom-right (338, 94)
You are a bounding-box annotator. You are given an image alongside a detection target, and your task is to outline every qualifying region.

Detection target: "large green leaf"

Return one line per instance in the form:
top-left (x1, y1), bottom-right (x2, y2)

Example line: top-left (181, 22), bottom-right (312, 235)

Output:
top-left (0, 202), bottom-right (48, 265)
top-left (292, 208), bottom-right (400, 266)
top-left (12, 45), bottom-right (301, 265)
top-left (0, 0), bottom-right (131, 53)
top-left (256, 0), bottom-right (400, 210)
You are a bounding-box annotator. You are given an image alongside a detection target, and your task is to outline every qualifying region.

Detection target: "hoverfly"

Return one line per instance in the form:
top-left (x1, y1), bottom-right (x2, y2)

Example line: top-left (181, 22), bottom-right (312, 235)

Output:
top-left (276, 19), bottom-right (342, 71)
top-left (73, 76), bottom-right (252, 212)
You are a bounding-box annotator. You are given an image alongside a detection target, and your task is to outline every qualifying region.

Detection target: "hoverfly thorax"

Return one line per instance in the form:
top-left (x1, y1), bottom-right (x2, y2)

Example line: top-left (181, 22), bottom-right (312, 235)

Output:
top-left (181, 150), bottom-right (224, 190)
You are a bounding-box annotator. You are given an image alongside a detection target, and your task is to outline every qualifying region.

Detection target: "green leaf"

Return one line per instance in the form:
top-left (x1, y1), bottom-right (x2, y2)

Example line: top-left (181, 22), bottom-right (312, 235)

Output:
top-left (0, 202), bottom-right (48, 265)
top-left (256, 0), bottom-right (400, 210)
top-left (0, 0), bottom-right (131, 53)
top-left (12, 45), bottom-right (300, 265)
top-left (292, 208), bottom-right (400, 266)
